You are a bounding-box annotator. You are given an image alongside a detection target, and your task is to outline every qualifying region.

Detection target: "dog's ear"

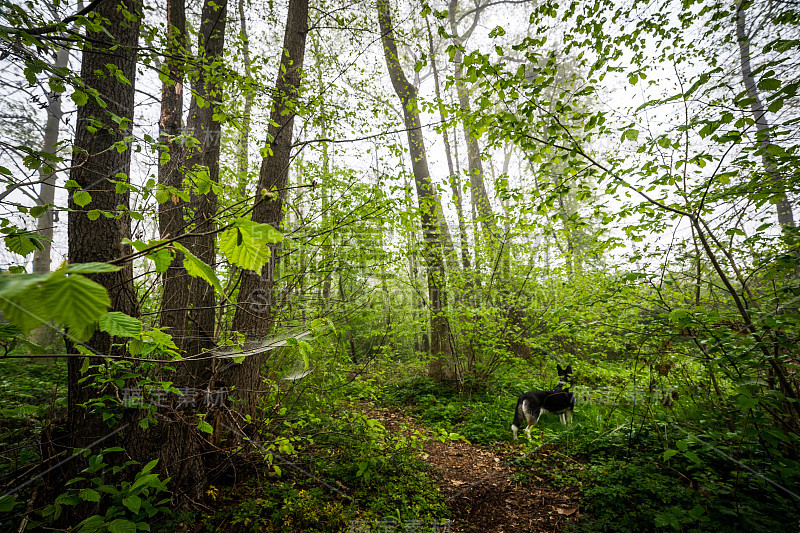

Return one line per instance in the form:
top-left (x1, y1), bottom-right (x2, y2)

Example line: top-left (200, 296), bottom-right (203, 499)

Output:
top-left (565, 364), bottom-right (573, 374)
top-left (557, 364), bottom-right (563, 374)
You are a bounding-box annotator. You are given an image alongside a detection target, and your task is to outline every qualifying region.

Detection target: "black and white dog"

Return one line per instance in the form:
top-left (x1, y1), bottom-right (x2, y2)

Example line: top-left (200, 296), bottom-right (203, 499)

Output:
top-left (512, 364), bottom-right (575, 440)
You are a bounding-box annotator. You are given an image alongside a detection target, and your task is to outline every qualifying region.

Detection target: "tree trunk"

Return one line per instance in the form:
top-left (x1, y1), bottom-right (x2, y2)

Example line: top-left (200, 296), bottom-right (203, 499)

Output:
top-left (159, 0), bottom-right (189, 349)
top-left (152, 0), bottom-right (227, 504)
top-left (448, 0), bottom-right (498, 249)
top-left (30, 46), bottom-right (69, 349)
top-left (311, 35), bottom-right (334, 303)
top-left (377, 0), bottom-right (453, 382)
top-left (236, 0), bottom-right (254, 194)
top-left (229, 0), bottom-right (309, 415)
top-left (425, 14), bottom-right (470, 271)
top-left (66, 0), bottom-right (142, 451)
top-left (736, 0), bottom-right (794, 228)
top-left (182, 0), bottom-right (227, 359)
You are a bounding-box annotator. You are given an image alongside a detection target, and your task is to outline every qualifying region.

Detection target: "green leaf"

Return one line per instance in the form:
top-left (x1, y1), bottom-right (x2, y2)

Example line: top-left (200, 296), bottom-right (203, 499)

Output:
top-left (173, 243), bottom-right (225, 298)
top-left (73, 190), bottom-right (92, 207)
top-left (66, 263), bottom-right (123, 274)
top-left (128, 338), bottom-right (144, 356)
top-left (219, 227), bottom-right (271, 272)
top-left (0, 495), bottom-right (18, 512)
top-left (188, 166), bottom-right (212, 195)
top-left (30, 204), bottom-right (48, 218)
top-left (622, 129), bottom-right (639, 141)
top-left (197, 419), bottom-right (213, 434)
top-left (239, 218), bottom-right (284, 244)
top-left (668, 309), bottom-right (690, 325)
top-left (766, 144), bottom-right (787, 157)
top-left (99, 312), bottom-right (142, 338)
top-left (130, 473), bottom-right (160, 492)
top-left (42, 275), bottom-right (110, 340)
top-left (71, 89), bottom-right (88, 106)
top-left (147, 248), bottom-right (174, 273)
top-left (107, 518), bottom-right (138, 533)
top-left (5, 232), bottom-right (45, 256)
top-left (122, 239), bottom-right (174, 273)
top-left (79, 488), bottom-right (101, 502)
top-left (154, 187), bottom-right (171, 205)
top-left (122, 494), bottom-right (142, 514)
top-left (0, 273), bottom-right (49, 332)
top-left (77, 515), bottom-right (106, 530)
top-left (218, 219), bottom-right (283, 272)
top-left (140, 459), bottom-right (159, 474)
top-left (757, 78), bottom-right (781, 92)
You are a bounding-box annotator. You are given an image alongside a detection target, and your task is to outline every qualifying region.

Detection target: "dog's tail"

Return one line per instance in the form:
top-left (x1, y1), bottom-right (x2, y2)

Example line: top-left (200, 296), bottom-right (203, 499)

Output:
top-left (512, 395), bottom-right (525, 427)
top-left (511, 395), bottom-right (525, 439)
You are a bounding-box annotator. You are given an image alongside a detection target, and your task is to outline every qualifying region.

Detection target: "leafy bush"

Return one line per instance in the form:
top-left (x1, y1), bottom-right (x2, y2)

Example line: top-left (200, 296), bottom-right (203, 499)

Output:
top-left (570, 461), bottom-right (695, 533)
top-left (380, 376), bottom-right (455, 408)
top-left (38, 450), bottom-right (172, 532)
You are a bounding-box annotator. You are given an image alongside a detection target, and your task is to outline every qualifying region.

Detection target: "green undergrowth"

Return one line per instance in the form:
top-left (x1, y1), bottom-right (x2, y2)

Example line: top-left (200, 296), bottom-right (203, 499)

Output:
top-left (192, 405), bottom-right (449, 532)
top-left (514, 420), bottom-right (800, 532)
top-left (380, 367), bottom-right (800, 532)
top-left (0, 358), bottom-right (66, 481)
top-left (194, 455), bottom-right (447, 532)
top-left (379, 372), bottom-right (584, 445)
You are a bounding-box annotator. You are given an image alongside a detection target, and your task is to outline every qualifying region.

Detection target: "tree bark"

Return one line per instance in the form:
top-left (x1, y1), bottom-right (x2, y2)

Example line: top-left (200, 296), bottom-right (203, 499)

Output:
top-left (66, 0), bottom-right (142, 450)
top-left (377, 0), bottom-right (453, 382)
top-left (229, 0), bottom-right (308, 415)
top-left (182, 0), bottom-right (227, 359)
top-left (425, 14), bottom-right (470, 271)
top-left (736, 0), bottom-right (794, 229)
top-left (30, 46), bottom-right (69, 349)
top-left (159, 0), bottom-right (189, 349)
top-left (448, 0), bottom-right (498, 249)
top-left (236, 0), bottom-right (253, 194)
top-left (154, 0), bottom-right (227, 503)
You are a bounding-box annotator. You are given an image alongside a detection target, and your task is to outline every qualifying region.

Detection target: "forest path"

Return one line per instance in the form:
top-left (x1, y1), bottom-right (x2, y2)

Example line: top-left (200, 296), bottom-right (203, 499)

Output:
top-left (362, 405), bottom-right (582, 532)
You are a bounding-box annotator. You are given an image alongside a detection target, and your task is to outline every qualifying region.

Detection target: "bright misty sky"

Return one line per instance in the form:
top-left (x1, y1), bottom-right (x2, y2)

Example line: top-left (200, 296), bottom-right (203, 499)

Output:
top-left (0, 0), bottom-right (792, 275)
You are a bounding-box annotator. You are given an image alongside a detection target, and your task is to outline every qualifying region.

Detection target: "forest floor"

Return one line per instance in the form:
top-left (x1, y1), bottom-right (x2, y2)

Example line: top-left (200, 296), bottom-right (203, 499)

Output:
top-left (363, 405), bottom-right (583, 532)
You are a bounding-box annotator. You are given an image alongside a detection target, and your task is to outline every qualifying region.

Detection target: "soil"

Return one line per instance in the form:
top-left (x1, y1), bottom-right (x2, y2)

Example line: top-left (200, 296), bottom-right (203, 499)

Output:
top-left (365, 405), bottom-right (583, 533)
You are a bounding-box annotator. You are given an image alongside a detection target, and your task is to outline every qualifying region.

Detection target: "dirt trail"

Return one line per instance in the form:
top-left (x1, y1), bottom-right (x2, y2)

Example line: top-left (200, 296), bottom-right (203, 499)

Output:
top-left (366, 406), bottom-right (582, 532)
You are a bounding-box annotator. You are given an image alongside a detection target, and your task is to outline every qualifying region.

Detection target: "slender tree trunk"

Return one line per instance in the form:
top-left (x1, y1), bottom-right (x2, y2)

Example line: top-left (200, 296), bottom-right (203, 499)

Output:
top-left (153, 0), bottom-right (227, 504)
top-left (67, 0), bottom-right (142, 451)
top-left (736, 0), bottom-right (794, 228)
top-left (30, 46), bottom-right (69, 348)
top-left (500, 148), bottom-right (512, 279)
top-left (377, 0), bottom-right (453, 382)
top-left (32, 47), bottom-right (68, 277)
top-left (312, 33), bottom-right (333, 302)
top-left (229, 0), bottom-right (309, 415)
top-left (237, 0), bottom-right (253, 194)
top-left (159, 0), bottom-right (189, 348)
top-left (425, 15), bottom-right (470, 271)
top-left (182, 0), bottom-right (227, 359)
top-left (448, 0), bottom-right (497, 249)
